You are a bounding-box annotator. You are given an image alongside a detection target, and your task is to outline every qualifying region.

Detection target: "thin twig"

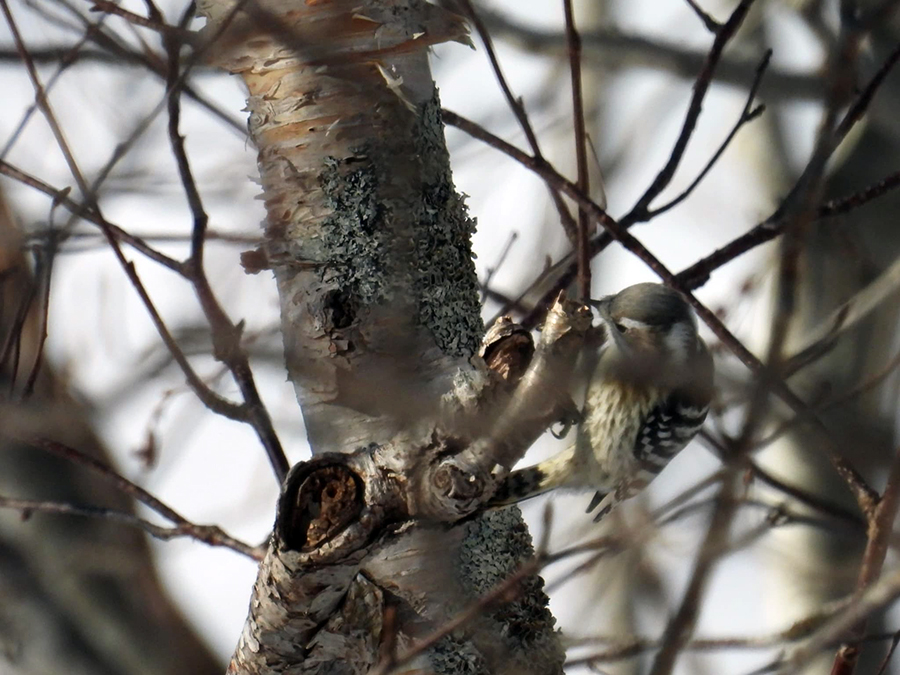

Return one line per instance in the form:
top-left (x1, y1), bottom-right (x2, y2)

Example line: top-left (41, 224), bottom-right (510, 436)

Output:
top-left (0, 162), bottom-right (247, 418)
top-left (568, 625), bottom-right (900, 667)
top-left (0, 431), bottom-right (262, 558)
top-left (874, 631), bottom-right (900, 675)
top-left (161, 10), bottom-right (288, 481)
top-left (0, 494), bottom-right (261, 558)
top-left (831, 448), bottom-right (900, 675)
top-left (457, 0), bottom-right (578, 244)
top-left (0, 160), bottom-right (183, 272)
top-left (369, 556), bottom-right (542, 675)
top-left (21, 243), bottom-right (53, 397)
top-left (677, 38), bottom-right (900, 290)
top-left (779, 567), bottom-right (900, 673)
top-left (621, 0), bottom-right (757, 225)
top-left (647, 51), bottom-right (770, 219)
top-left (89, 0), bottom-right (194, 41)
top-left (683, 0), bottom-right (722, 32)
top-left (562, 0), bottom-right (591, 301)
top-left (480, 230), bottom-right (518, 304)
top-left (648, 468), bottom-right (742, 675)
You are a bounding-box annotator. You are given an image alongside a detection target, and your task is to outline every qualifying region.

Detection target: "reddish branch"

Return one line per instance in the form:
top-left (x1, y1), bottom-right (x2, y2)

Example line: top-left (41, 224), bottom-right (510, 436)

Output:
top-left (457, 0), bottom-right (578, 244)
top-left (0, 433), bottom-right (260, 558)
top-left (1, 0), bottom-right (289, 481)
top-left (562, 0), bottom-right (592, 301)
top-left (830, 449), bottom-right (900, 675)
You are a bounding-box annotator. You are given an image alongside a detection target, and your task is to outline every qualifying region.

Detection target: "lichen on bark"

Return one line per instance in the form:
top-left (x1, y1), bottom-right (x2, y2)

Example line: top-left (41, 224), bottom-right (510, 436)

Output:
top-left (457, 509), bottom-right (565, 674)
top-left (410, 93), bottom-right (482, 358)
top-left (316, 90), bottom-right (481, 359)
top-left (319, 154), bottom-right (392, 306)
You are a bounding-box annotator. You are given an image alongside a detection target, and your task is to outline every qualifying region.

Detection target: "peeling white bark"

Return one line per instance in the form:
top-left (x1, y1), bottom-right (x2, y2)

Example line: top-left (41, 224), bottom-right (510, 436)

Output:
top-left (195, 2), bottom-right (579, 673)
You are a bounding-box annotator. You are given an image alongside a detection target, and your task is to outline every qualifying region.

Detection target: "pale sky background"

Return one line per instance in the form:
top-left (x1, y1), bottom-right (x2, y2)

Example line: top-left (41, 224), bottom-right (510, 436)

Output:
top-left (0, 0), bottom-right (884, 673)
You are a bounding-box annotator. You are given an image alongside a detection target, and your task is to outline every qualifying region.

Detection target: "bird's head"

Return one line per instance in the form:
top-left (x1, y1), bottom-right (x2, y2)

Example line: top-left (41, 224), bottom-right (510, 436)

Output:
top-left (594, 283), bottom-right (702, 374)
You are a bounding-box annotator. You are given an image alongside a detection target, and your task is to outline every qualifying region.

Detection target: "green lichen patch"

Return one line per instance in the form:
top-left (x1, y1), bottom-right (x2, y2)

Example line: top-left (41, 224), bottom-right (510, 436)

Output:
top-left (429, 635), bottom-right (490, 675)
top-left (411, 94), bottom-right (483, 358)
top-left (457, 509), bottom-right (563, 668)
top-left (317, 94), bottom-right (483, 359)
top-left (319, 155), bottom-right (391, 305)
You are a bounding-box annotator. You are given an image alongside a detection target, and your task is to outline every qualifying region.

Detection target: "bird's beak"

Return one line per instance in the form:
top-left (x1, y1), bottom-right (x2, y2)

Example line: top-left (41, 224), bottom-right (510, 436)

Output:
top-left (590, 295), bottom-right (624, 348)
top-left (589, 294), bottom-right (613, 319)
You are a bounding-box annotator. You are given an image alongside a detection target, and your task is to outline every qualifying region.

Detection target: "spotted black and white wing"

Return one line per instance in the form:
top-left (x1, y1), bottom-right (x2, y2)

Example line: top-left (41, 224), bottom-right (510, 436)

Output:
top-left (633, 393), bottom-right (708, 476)
top-left (586, 391), bottom-right (709, 521)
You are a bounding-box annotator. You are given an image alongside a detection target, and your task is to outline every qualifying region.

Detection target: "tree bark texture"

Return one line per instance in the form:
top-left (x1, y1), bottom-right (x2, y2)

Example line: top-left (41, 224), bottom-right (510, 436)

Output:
top-left (196, 1), bottom-right (572, 673)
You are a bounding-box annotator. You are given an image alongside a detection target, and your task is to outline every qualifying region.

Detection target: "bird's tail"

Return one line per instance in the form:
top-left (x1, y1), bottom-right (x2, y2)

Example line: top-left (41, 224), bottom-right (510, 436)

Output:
top-left (488, 446), bottom-right (577, 506)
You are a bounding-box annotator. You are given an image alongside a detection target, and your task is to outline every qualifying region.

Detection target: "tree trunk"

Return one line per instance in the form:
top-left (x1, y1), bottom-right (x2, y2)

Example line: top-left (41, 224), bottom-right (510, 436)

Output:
top-left (195, 0), bottom-right (567, 672)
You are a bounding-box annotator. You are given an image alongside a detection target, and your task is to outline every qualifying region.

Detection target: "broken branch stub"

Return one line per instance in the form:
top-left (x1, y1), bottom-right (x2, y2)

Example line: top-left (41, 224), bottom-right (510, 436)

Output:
top-left (271, 294), bottom-right (591, 532)
top-left (425, 294), bottom-right (592, 517)
top-left (480, 315), bottom-right (535, 386)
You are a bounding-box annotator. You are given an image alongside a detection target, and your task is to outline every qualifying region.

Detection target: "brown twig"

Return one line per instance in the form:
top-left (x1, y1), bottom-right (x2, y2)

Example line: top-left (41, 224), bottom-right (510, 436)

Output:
top-left (1, 429), bottom-right (260, 558)
top-left (648, 468), bottom-right (742, 675)
top-left (0, 160), bottom-right (184, 272)
top-left (677, 37), bottom-right (900, 291)
top-left (739, 343), bottom-right (900, 456)
top-left (457, 0), bottom-right (578, 244)
top-left (0, 494), bottom-right (261, 558)
top-left (830, 448), bottom-right (900, 674)
top-left (646, 51), bottom-right (769, 220)
top-left (780, 567), bottom-right (900, 673)
top-left (568, 625), bottom-right (900, 667)
top-left (621, 0), bottom-right (756, 225)
top-left (749, 461), bottom-right (864, 528)
top-left (20, 244), bottom-right (53, 397)
top-left (874, 631), bottom-right (900, 675)
top-left (562, 0), bottom-right (591, 301)
top-left (160, 5), bottom-right (288, 480)
top-left (89, 0), bottom-right (194, 41)
top-left (369, 556), bottom-right (542, 675)
top-left (480, 230), bottom-right (518, 304)
top-left (683, 0), bottom-right (722, 33)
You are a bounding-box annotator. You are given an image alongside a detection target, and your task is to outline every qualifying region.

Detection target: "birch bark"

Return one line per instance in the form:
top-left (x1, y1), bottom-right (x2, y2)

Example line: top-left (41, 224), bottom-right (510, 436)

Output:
top-left (195, 1), bottom-right (570, 672)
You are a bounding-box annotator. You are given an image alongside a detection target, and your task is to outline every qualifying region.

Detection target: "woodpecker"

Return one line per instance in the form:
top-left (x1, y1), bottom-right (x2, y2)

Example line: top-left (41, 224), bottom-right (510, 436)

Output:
top-left (491, 283), bottom-right (714, 521)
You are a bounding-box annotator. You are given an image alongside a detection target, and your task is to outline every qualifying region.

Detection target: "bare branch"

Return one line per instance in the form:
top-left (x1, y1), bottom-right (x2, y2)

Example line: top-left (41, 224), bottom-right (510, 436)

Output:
top-left (683, 0), bottom-right (722, 33)
top-left (646, 50), bottom-right (770, 219)
top-left (562, 0), bottom-right (591, 301)
top-left (160, 8), bottom-right (288, 480)
top-left (0, 494), bottom-right (260, 559)
top-left (621, 0), bottom-right (757, 225)
top-left (457, 0), bottom-right (578, 244)
top-left (830, 448), bottom-right (900, 674)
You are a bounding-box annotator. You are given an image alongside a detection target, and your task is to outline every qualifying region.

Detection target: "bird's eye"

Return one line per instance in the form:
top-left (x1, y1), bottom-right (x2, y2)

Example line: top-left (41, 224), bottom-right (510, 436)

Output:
top-left (614, 322), bottom-right (628, 334)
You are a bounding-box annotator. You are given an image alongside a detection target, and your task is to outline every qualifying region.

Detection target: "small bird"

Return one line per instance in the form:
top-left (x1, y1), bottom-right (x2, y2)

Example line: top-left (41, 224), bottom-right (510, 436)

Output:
top-left (491, 283), bottom-right (714, 521)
